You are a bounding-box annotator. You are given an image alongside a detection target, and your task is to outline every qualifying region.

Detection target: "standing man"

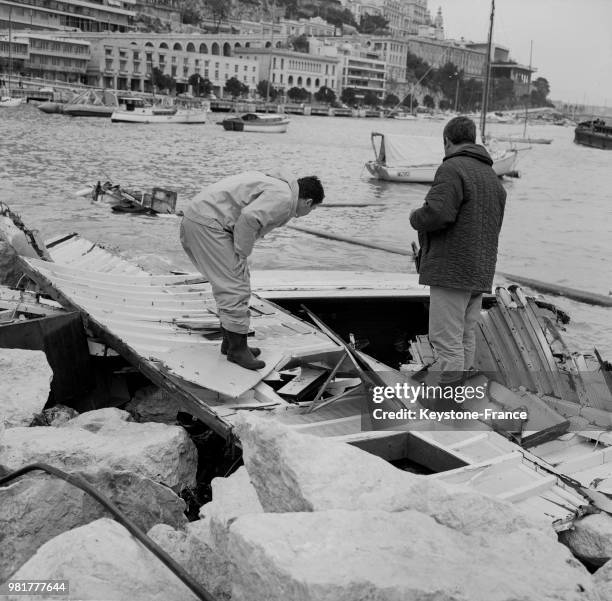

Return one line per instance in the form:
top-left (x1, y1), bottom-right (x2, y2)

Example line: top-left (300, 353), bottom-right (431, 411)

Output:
top-left (409, 116), bottom-right (506, 388)
top-left (180, 170), bottom-right (324, 371)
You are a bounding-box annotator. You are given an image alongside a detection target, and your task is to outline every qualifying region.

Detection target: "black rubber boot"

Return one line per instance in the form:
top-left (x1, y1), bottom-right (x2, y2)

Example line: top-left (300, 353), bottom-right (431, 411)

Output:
top-left (220, 327), bottom-right (260, 357)
top-left (225, 330), bottom-right (266, 371)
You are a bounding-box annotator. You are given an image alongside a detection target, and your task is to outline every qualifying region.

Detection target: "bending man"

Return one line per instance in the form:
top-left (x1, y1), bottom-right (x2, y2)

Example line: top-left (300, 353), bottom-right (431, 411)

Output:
top-left (180, 170), bottom-right (324, 371)
top-left (410, 116), bottom-right (506, 387)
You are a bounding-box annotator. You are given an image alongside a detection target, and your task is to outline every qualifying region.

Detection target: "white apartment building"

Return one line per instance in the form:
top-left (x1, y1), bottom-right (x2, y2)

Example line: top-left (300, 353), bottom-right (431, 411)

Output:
top-left (337, 40), bottom-right (385, 101)
top-left (0, 31), bottom-right (90, 82)
top-left (54, 32), bottom-right (264, 93)
top-left (236, 47), bottom-right (341, 97)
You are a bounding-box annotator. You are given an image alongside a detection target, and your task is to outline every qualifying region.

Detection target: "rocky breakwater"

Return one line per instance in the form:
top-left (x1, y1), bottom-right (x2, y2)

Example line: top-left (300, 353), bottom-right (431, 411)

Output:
top-left (4, 356), bottom-right (612, 600)
top-left (0, 348), bottom-right (198, 587)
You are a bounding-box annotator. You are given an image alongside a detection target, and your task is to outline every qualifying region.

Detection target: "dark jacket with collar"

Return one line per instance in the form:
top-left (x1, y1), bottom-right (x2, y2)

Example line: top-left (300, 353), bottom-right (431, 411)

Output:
top-left (409, 143), bottom-right (506, 293)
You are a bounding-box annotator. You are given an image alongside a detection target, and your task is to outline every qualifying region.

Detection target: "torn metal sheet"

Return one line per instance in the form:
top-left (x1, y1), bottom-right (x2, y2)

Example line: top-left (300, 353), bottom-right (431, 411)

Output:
top-left (20, 256), bottom-right (339, 400)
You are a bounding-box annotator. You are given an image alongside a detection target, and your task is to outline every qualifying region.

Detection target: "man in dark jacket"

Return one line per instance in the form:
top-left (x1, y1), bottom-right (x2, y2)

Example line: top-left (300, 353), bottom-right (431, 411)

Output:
top-left (409, 116), bottom-right (506, 388)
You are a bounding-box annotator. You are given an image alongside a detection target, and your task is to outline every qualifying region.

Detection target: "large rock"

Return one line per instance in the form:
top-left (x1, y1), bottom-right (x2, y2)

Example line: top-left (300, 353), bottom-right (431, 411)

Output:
top-left (560, 513), bottom-right (612, 566)
top-left (124, 385), bottom-right (179, 423)
top-left (149, 521), bottom-right (230, 601)
top-left (0, 348), bottom-right (52, 428)
top-left (0, 468), bottom-right (187, 581)
top-left (7, 518), bottom-right (198, 601)
top-left (193, 466), bottom-right (263, 599)
top-left (228, 510), bottom-right (595, 601)
top-left (0, 408), bottom-right (197, 491)
top-left (234, 413), bottom-right (549, 535)
top-left (594, 559), bottom-right (612, 600)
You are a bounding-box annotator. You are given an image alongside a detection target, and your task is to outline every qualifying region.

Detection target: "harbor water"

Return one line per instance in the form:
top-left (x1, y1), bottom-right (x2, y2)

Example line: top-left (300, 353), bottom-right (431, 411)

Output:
top-left (1, 104), bottom-right (610, 356)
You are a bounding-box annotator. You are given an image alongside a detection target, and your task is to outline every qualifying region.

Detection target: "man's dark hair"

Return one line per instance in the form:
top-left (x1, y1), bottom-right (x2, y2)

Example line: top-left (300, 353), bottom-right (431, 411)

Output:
top-left (443, 116), bottom-right (477, 145)
top-left (298, 176), bottom-right (325, 204)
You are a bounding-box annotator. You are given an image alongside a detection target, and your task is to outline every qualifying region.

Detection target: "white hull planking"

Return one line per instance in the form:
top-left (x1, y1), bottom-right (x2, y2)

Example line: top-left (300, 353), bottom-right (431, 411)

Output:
top-left (111, 109), bottom-right (207, 124)
top-left (242, 123), bottom-right (288, 133)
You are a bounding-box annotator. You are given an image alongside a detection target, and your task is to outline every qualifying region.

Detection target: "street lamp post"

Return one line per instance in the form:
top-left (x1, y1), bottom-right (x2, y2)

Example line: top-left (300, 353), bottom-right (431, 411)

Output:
top-left (454, 72), bottom-right (460, 112)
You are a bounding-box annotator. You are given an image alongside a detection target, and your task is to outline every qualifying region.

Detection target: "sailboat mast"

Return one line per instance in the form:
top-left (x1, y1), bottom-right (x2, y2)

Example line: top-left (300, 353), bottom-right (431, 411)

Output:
top-left (523, 40), bottom-right (533, 138)
top-left (8, 5), bottom-right (12, 95)
top-left (480, 0), bottom-right (495, 143)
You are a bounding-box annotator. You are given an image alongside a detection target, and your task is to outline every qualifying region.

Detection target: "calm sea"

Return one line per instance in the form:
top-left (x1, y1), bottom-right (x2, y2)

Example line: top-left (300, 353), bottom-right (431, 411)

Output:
top-left (1, 104), bottom-right (611, 356)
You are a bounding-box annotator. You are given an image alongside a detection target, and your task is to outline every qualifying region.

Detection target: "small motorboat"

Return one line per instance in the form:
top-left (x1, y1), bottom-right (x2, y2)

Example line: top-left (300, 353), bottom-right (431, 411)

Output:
top-left (220, 112), bottom-right (289, 133)
top-left (111, 97), bottom-right (207, 124)
top-left (0, 96), bottom-right (22, 108)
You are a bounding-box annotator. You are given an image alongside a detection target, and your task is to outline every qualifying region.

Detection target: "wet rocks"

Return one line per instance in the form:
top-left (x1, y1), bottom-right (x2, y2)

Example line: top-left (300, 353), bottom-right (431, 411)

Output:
top-left (228, 510), bottom-right (595, 601)
top-left (560, 513), bottom-right (612, 566)
top-left (0, 408), bottom-right (197, 491)
top-left (594, 559), bottom-right (612, 599)
top-left (8, 518), bottom-right (198, 601)
top-left (148, 521), bottom-right (229, 601)
top-left (0, 468), bottom-right (187, 581)
top-left (0, 348), bottom-right (52, 428)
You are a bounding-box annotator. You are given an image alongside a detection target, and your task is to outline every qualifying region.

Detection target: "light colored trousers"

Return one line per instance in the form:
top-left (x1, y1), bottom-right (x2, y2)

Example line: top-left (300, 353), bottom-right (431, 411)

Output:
top-left (180, 216), bottom-right (251, 334)
top-left (428, 286), bottom-right (483, 383)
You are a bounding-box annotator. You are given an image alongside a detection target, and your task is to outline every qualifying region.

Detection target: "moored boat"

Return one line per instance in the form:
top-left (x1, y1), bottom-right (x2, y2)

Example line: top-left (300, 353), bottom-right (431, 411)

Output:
top-left (574, 119), bottom-right (612, 149)
top-left (111, 97), bottom-right (207, 124)
top-left (365, 132), bottom-right (521, 183)
top-left (221, 112), bottom-right (289, 133)
top-left (0, 96), bottom-right (22, 107)
top-left (63, 89), bottom-right (119, 117)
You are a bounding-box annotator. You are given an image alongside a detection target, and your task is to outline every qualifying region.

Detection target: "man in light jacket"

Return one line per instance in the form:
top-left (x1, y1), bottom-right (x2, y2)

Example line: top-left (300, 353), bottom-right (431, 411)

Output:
top-left (410, 116), bottom-right (506, 389)
top-left (180, 170), bottom-right (325, 371)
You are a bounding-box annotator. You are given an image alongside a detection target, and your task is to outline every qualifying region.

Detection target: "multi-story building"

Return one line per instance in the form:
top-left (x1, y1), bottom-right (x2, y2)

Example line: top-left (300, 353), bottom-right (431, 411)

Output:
top-left (54, 32), bottom-right (265, 93)
top-left (367, 35), bottom-right (409, 97)
top-left (0, 31), bottom-right (90, 82)
top-left (279, 17), bottom-right (336, 38)
top-left (0, 0), bottom-right (136, 33)
top-left (336, 40), bottom-right (385, 101)
top-left (405, 36), bottom-right (487, 81)
top-left (342, 0), bottom-right (431, 37)
top-left (236, 46), bottom-right (341, 98)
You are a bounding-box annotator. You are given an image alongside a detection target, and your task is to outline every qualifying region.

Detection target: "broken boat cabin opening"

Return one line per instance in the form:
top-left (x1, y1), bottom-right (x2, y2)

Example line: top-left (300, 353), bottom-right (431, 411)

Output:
top-left (2, 208), bottom-right (612, 536)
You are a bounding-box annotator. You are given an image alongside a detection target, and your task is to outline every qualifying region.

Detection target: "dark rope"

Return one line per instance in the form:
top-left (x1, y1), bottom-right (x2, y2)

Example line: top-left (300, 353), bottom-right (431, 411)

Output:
top-left (0, 463), bottom-right (216, 601)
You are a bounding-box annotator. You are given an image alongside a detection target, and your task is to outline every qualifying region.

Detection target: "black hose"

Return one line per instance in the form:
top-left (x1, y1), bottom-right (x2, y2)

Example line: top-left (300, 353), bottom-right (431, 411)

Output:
top-left (0, 463), bottom-right (216, 601)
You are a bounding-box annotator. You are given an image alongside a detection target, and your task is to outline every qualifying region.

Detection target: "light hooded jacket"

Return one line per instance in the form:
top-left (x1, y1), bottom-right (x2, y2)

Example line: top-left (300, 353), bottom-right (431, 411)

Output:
top-left (183, 170), bottom-right (299, 257)
top-left (409, 143), bottom-right (506, 293)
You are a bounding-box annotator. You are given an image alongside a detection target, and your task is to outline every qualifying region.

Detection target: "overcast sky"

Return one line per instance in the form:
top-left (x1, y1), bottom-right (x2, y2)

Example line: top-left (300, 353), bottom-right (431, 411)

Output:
top-left (433, 0), bottom-right (612, 106)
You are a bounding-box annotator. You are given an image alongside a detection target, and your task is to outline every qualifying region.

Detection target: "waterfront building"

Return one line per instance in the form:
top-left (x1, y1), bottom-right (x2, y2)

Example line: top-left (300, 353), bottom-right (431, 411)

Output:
top-left (236, 45), bottom-right (341, 98)
top-left (336, 39), bottom-right (386, 102)
top-left (0, 31), bottom-right (90, 82)
top-left (53, 32), bottom-right (264, 93)
top-left (367, 35), bottom-right (410, 98)
top-left (0, 0), bottom-right (135, 33)
top-left (405, 35), bottom-right (487, 81)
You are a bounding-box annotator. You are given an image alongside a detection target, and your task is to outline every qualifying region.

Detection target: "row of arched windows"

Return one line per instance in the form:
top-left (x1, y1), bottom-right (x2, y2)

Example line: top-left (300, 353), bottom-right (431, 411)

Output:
top-left (132, 39), bottom-right (284, 56)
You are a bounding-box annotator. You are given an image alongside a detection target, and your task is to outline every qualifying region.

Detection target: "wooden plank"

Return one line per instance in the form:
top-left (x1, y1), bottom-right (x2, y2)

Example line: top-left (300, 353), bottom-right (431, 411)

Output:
top-left (277, 366), bottom-right (329, 402)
